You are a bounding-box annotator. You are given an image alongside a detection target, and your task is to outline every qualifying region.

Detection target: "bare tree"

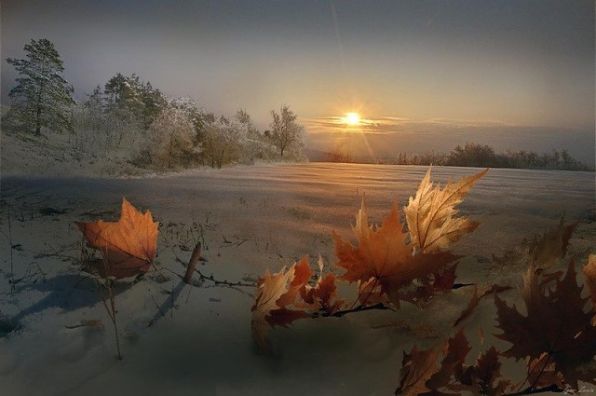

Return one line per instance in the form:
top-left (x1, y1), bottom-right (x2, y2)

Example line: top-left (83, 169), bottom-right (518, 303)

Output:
top-left (269, 105), bottom-right (303, 158)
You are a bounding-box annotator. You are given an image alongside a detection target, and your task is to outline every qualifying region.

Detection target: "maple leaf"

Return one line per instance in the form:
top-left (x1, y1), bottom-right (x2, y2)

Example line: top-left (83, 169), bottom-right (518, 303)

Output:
top-left (252, 256), bottom-right (346, 349)
top-left (300, 257), bottom-right (344, 314)
top-left (526, 219), bottom-right (577, 269)
top-left (251, 263), bottom-right (302, 349)
top-left (76, 198), bottom-right (158, 279)
top-left (397, 331), bottom-right (511, 396)
top-left (495, 259), bottom-right (596, 388)
top-left (526, 353), bottom-right (565, 390)
top-left (405, 167), bottom-right (488, 253)
top-left (334, 199), bottom-right (459, 306)
top-left (251, 257), bottom-right (315, 349)
top-left (396, 343), bottom-right (444, 396)
top-left (455, 347), bottom-right (512, 396)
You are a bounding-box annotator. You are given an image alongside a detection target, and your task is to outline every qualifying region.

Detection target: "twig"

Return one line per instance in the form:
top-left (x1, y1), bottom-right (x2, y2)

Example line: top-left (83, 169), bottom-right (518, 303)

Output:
top-left (107, 280), bottom-right (122, 360)
top-left (174, 256), bottom-right (256, 288)
top-left (183, 243), bottom-right (202, 284)
top-left (503, 384), bottom-right (563, 396)
top-left (7, 207), bottom-right (15, 295)
top-left (311, 302), bottom-right (393, 318)
top-left (96, 274), bottom-right (122, 360)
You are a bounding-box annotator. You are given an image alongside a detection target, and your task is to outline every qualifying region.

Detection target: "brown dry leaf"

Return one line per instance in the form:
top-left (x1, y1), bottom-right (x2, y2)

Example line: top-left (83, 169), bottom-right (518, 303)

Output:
top-left (396, 343), bottom-right (444, 396)
top-left (426, 329), bottom-right (471, 391)
top-left (406, 265), bottom-right (461, 306)
top-left (495, 260), bottom-right (596, 388)
top-left (527, 353), bottom-right (565, 389)
top-left (251, 256), bottom-right (343, 349)
top-left (456, 347), bottom-right (512, 396)
top-left (527, 219), bottom-right (577, 269)
top-left (251, 264), bottom-right (299, 349)
top-left (334, 199), bottom-right (459, 307)
top-left (405, 167), bottom-right (488, 253)
top-left (397, 331), bottom-right (511, 396)
top-left (300, 257), bottom-right (344, 314)
top-left (77, 198), bottom-right (158, 279)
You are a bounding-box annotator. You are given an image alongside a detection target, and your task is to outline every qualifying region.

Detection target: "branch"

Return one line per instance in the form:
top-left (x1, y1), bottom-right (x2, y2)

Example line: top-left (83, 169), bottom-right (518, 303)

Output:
top-left (311, 302), bottom-right (393, 319)
top-left (174, 253), bottom-right (256, 289)
top-left (503, 384), bottom-right (563, 396)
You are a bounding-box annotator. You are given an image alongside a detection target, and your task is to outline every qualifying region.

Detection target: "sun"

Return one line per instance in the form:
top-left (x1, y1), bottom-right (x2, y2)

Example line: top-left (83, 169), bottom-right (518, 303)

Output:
top-left (343, 112), bottom-right (361, 126)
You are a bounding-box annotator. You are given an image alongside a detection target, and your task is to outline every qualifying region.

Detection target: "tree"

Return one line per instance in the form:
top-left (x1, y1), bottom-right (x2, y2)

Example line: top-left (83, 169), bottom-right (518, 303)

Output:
top-left (269, 105), bottom-right (303, 158)
top-left (103, 73), bottom-right (166, 129)
top-left (142, 107), bottom-right (196, 169)
top-left (202, 116), bottom-right (244, 168)
top-left (4, 39), bottom-right (74, 135)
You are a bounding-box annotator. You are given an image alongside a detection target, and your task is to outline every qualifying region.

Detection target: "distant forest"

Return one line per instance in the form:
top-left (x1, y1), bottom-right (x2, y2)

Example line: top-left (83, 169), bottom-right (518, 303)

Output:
top-left (324, 142), bottom-right (592, 171)
top-left (2, 38), bottom-right (305, 172)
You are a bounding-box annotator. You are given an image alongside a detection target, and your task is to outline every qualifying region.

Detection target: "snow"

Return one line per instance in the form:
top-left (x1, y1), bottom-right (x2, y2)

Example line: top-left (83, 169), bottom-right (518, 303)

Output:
top-left (0, 163), bottom-right (594, 395)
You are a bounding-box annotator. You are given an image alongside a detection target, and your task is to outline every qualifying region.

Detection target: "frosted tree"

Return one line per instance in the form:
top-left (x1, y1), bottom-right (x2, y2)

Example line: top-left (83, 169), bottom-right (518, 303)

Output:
top-left (143, 107), bottom-right (196, 169)
top-left (4, 39), bottom-right (74, 135)
top-left (268, 105), bottom-right (303, 158)
top-left (103, 73), bottom-right (167, 129)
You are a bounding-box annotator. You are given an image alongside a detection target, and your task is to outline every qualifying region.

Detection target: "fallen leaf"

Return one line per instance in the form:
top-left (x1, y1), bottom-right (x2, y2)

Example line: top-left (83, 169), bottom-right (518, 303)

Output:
top-left (76, 198), bottom-right (158, 279)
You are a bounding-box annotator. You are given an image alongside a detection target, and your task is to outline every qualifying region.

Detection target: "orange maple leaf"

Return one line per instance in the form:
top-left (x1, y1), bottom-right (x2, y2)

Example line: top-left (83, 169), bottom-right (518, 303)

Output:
top-left (251, 256), bottom-right (345, 349)
top-left (300, 256), bottom-right (344, 314)
top-left (251, 258), bottom-right (311, 349)
top-left (77, 198), bottom-right (158, 279)
top-left (334, 199), bottom-right (459, 306)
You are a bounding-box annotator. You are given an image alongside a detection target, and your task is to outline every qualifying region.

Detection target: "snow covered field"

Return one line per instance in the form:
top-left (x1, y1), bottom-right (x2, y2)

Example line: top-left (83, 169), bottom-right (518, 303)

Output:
top-left (0, 163), bottom-right (594, 395)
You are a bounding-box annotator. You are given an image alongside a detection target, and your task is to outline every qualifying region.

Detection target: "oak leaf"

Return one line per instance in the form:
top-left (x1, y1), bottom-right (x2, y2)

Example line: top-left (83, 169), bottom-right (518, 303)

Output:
top-left (76, 198), bottom-right (158, 279)
top-left (405, 167), bottom-right (488, 253)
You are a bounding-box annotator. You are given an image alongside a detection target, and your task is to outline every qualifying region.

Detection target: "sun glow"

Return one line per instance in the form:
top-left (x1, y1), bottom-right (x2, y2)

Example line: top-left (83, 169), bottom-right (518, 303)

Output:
top-left (343, 112), bottom-right (361, 126)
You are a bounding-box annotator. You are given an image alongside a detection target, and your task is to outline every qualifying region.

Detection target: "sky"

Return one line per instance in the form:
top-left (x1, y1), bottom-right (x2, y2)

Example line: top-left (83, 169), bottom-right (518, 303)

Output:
top-left (2, 0), bottom-right (594, 163)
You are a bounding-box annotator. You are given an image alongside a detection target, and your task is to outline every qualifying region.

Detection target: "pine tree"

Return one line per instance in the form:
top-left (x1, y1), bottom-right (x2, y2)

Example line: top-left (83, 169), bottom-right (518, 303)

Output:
top-left (5, 39), bottom-right (75, 135)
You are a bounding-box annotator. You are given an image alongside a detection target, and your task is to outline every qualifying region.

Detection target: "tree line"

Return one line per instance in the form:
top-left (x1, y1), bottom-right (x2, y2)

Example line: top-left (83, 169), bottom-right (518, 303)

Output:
top-left (325, 142), bottom-right (591, 171)
top-left (2, 38), bottom-right (305, 170)
top-left (393, 142), bottom-right (591, 171)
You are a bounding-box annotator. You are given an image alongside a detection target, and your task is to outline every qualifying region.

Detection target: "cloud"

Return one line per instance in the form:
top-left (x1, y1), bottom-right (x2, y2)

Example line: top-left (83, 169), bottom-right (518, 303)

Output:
top-left (303, 117), bottom-right (594, 165)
